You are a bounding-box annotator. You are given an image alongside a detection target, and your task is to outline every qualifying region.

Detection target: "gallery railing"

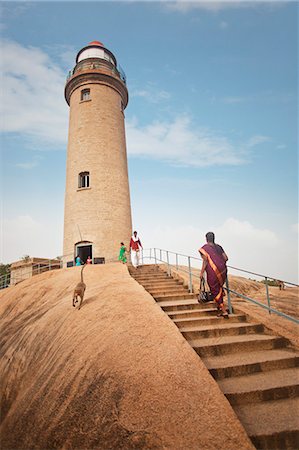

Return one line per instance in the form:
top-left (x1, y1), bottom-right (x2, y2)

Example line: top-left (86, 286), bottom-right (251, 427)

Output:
top-left (140, 248), bottom-right (299, 325)
top-left (66, 60), bottom-right (126, 84)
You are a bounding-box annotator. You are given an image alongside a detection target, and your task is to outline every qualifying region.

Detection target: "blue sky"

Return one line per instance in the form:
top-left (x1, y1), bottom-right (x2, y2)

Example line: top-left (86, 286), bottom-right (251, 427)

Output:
top-left (1, 1), bottom-right (298, 282)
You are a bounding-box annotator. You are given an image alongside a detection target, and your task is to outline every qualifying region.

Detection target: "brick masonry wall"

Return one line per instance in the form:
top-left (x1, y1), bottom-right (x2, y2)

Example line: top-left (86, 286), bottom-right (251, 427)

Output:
top-left (63, 81), bottom-right (132, 263)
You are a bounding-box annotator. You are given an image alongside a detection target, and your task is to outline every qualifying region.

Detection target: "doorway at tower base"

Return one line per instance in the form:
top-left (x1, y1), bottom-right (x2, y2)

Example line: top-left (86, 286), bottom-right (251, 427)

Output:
top-left (77, 245), bottom-right (92, 264)
top-left (66, 257), bottom-right (105, 267)
top-left (65, 240), bottom-right (105, 267)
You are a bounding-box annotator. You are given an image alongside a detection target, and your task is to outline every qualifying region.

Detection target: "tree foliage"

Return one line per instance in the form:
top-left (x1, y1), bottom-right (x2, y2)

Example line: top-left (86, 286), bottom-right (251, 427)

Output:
top-left (0, 263), bottom-right (11, 278)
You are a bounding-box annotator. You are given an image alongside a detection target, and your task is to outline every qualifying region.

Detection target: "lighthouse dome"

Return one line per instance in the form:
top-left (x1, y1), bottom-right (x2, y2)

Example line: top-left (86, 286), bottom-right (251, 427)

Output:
top-left (76, 40), bottom-right (117, 66)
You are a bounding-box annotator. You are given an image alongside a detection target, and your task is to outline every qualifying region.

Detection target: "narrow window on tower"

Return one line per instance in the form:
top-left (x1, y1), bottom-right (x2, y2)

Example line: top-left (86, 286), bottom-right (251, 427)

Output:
top-left (81, 88), bottom-right (90, 102)
top-left (78, 172), bottom-right (90, 189)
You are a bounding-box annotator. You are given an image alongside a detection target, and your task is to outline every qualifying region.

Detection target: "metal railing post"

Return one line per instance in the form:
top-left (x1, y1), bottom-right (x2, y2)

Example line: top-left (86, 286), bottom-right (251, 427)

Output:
top-left (226, 276), bottom-right (232, 314)
top-left (188, 256), bottom-right (193, 293)
top-left (49, 259), bottom-right (51, 271)
top-left (160, 249), bottom-right (162, 262)
top-left (176, 253), bottom-right (178, 270)
top-left (265, 277), bottom-right (271, 314)
top-left (166, 251), bottom-right (170, 276)
top-left (154, 248), bottom-right (157, 265)
top-left (141, 249), bottom-right (144, 265)
top-left (150, 248), bottom-right (152, 262)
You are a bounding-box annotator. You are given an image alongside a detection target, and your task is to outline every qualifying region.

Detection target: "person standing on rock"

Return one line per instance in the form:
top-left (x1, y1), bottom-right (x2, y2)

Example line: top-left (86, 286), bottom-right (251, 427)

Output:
top-left (118, 242), bottom-right (127, 264)
top-left (130, 231), bottom-right (143, 268)
top-left (199, 232), bottom-right (229, 318)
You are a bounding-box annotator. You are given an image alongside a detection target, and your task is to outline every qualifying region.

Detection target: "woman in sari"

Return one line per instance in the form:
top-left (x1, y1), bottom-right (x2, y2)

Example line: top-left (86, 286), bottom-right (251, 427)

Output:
top-left (118, 242), bottom-right (127, 264)
top-left (199, 232), bottom-right (229, 317)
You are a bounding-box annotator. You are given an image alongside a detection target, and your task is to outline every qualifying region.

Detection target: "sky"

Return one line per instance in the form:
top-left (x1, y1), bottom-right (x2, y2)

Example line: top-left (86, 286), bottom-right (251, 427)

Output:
top-left (0, 0), bottom-right (298, 283)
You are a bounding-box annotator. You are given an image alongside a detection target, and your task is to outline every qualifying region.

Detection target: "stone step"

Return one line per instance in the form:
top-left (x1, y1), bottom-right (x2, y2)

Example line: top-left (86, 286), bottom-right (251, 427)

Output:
top-left (145, 281), bottom-right (186, 288)
top-left (132, 266), bottom-right (160, 271)
top-left (141, 281), bottom-right (185, 289)
top-left (131, 264), bottom-right (299, 449)
top-left (173, 314), bottom-right (247, 328)
top-left (133, 269), bottom-right (168, 274)
top-left (141, 277), bottom-right (184, 283)
top-left (218, 367), bottom-right (299, 405)
top-left (133, 275), bottom-right (171, 282)
top-left (181, 322), bottom-right (264, 340)
top-left (154, 293), bottom-right (198, 302)
top-left (167, 307), bottom-right (218, 318)
top-left (203, 348), bottom-right (299, 380)
top-left (234, 397), bottom-right (299, 449)
top-left (191, 334), bottom-right (288, 357)
top-left (159, 301), bottom-right (216, 312)
top-left (147, 287), bottom-right (189, 296)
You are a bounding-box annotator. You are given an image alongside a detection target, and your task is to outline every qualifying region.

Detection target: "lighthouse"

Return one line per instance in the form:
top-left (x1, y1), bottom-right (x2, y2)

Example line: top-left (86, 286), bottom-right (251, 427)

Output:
top-left (63, 41), bottom-right (132, 266)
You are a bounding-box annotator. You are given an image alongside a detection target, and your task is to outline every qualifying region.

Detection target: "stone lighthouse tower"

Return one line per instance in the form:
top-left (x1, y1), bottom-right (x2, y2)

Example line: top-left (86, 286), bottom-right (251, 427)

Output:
top-left (63, 41), bottom-right (132, 266)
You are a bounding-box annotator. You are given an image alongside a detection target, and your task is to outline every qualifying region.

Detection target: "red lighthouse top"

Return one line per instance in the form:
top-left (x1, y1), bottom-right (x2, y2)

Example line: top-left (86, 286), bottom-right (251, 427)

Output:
top-left (88, 40), bottom-right (104, 47)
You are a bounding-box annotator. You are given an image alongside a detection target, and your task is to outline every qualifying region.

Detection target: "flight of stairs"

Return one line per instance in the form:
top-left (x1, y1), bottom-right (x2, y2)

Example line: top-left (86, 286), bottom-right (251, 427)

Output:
top-left (129, 264), bottom-right (299, 450)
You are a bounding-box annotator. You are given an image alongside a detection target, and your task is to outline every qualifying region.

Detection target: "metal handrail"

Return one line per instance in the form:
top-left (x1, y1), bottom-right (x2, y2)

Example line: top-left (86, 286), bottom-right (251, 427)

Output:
top-left (144, 247), bottom-right (298, 287)
top-left (0, 254), bottom-right (119, 290)
top-left (140, 248), bottom-right (299, 325)
top-left (1, 248), bottom-right (298, 325)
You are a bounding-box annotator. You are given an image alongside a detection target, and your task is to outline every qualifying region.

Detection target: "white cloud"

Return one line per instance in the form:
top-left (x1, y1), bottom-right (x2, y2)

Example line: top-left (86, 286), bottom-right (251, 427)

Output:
top-left (215, 219), bottom-right (297, 282)
top-left (247, 135), bottom-right (271, 147)
top-left (216, 218), bottom-right (279, 248)
top-left (126, 115), bottom-right (247, 167)
top-left (220, 21), bottom-right (228, 29)
top-left (165, 0), bottom-right (286, 13)
top-left (222, 96), bottom-right (248, 104)
top-left (221, 91), bottom-right (295, 106)
top-left (131, 87), bottom-right (171, 103)
top-left (16, 161), bottom-right (39, 170)
top-left (139, 217), bottom-right (298, 282)
top-left (1, 215), bottom-right (63, 263)
top-left (0, 40), bottom-right (275, 169)
top-left (291, 223), bottom-right (299, 234)
top-left (1, 39), bottom-right (68, 147)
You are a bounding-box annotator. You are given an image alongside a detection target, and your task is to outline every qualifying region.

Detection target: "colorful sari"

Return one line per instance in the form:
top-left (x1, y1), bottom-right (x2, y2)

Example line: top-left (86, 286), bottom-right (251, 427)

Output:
top-left (199, 244), bottom-right (227, 306)
top-left (118, 245), bottom-right (127, 263)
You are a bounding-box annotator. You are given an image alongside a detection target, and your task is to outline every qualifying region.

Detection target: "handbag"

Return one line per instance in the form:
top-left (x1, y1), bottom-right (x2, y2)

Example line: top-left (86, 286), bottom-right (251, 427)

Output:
top-left (198, 278), bottom-right (214, 303)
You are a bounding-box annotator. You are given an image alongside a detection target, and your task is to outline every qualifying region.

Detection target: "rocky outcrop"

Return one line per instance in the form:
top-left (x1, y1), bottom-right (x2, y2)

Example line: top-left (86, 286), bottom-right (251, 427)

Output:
top-left (0, 264), bottom-right (252, 449)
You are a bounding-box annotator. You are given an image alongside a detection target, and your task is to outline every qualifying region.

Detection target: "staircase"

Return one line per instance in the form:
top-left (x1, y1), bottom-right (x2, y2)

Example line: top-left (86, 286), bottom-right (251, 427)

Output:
top-left (129, 264), bottom-right (299, 450)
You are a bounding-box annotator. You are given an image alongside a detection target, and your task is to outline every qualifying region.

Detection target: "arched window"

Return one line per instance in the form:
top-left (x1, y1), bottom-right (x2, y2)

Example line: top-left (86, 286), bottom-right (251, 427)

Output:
top-left (81, 88), bottom-right (90, 101)
top-left (78, 172), bottom-right (89, 188)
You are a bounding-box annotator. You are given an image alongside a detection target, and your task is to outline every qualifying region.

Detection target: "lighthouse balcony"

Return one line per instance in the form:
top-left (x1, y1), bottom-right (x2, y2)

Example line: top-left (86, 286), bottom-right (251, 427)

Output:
top-left (66, 58), bottom-right (126, 85)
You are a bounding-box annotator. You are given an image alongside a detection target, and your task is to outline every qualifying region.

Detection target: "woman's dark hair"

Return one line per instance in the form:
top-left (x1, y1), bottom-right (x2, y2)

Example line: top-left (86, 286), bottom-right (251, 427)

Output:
top-left (120, 242), bottom-right (124, 245)
top-left (206, 232), bottom-right (215, 243)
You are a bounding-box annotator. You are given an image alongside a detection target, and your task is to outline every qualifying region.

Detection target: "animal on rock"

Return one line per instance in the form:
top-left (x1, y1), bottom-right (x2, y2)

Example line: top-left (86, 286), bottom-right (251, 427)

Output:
top-left (277, 280), bottom-right (285, 290)
top-left (72, 264), bottom-right (86, 310)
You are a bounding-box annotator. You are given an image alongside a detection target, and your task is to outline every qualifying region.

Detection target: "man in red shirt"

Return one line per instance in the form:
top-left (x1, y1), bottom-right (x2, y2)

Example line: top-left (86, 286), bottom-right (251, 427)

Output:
top-left (130, 231), bottom-right (143, 268)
